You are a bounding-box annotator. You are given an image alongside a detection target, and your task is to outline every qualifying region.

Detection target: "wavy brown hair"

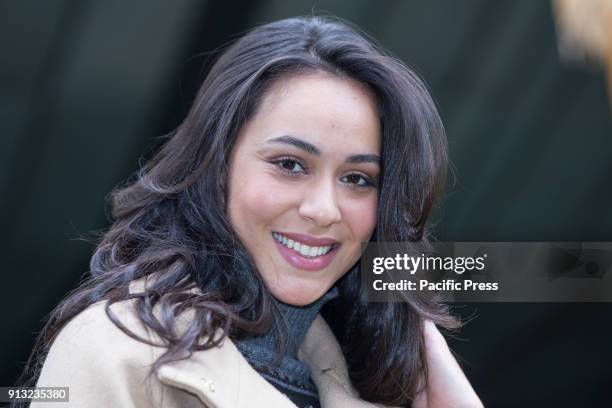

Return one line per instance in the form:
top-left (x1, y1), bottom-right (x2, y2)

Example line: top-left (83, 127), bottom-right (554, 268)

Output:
top-left (17, 15), bottom-right (459, 407)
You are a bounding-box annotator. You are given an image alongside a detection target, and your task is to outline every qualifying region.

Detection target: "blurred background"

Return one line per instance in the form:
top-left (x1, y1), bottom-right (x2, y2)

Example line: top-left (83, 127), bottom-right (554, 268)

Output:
top-left (1, 1), bottom-right (611, 407)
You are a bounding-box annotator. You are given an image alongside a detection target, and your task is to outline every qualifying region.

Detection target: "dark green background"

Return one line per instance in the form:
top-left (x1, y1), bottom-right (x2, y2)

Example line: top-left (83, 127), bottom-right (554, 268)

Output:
top-left (1, 1), bottom-right (611, 407)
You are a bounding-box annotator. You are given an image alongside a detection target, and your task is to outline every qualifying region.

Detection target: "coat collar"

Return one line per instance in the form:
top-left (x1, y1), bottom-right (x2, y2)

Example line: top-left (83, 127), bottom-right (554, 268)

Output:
top-left (155, 315), bottom-right (382, 408)
top-left (129, 276), bottom-right (383, 407)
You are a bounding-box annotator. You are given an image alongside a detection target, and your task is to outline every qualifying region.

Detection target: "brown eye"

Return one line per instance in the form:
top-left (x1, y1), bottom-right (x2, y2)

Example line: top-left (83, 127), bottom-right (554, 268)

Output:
top-left (341, 173), bottom-right (374, 188)
top-left (281, 160), bottom-right (301, 172)
top-left (272, 157), bottom-right (307, 174)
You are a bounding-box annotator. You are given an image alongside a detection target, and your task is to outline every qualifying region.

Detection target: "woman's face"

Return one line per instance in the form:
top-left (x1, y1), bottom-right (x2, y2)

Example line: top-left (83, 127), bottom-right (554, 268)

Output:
top-left (227, 73), bottom-right (381, 306)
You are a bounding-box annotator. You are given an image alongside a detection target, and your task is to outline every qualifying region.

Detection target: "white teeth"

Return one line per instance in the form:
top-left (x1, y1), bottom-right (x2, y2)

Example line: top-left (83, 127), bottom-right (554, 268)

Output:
top-left (272, 232), bottom-right (334, 258)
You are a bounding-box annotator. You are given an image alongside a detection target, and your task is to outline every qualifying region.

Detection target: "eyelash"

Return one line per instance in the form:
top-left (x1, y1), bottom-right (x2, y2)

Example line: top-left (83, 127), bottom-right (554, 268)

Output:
top-left (269, 156), bottom-right (377, 189)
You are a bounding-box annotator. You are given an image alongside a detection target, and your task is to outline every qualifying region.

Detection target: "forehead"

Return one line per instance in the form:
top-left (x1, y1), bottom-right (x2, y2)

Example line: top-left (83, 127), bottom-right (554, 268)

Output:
top-left (240, 73), bottom-right (381, 154)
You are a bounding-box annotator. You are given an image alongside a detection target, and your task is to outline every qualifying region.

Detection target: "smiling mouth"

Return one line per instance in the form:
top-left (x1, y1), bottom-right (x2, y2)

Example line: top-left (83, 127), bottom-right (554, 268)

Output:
top-left (272, 232), bottom-right (337, 258)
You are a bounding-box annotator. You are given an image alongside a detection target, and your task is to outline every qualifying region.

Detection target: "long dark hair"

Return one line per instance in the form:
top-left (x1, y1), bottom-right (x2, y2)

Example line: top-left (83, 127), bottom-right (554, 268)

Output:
top-left (18, 15), bottom-right (459, 407)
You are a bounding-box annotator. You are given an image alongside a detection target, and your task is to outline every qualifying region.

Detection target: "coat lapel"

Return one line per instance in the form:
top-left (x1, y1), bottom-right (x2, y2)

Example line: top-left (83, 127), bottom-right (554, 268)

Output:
top-left (299, 316), bottom-right (384, 408)
top-left (156, 314), bottom-right (384, 408)
top-left (130, 277), bottom-right (385, 407)
top-left (156, 332), bottom-right (297, 407)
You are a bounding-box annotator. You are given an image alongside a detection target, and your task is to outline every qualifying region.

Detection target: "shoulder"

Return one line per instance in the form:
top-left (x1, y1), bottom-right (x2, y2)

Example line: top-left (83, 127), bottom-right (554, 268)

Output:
top-left (42, 275), bottom-right (193, 366)
top-left (48, 298), bottom-right (157, 360)
top-left (35, 299), bottom-right (165, 407)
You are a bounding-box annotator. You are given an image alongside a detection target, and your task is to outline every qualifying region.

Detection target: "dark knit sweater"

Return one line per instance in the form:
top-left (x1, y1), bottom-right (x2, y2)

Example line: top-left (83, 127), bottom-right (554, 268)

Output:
top-left (235, 286), bottom-right (339, 408)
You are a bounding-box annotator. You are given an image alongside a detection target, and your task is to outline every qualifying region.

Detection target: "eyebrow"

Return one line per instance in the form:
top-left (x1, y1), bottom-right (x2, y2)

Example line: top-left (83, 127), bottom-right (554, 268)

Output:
top-left (265, 135), bottom-right (380, 164)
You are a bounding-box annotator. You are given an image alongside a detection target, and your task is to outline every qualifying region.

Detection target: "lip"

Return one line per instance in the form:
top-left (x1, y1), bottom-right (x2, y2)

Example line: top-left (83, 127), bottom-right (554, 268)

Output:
top-left (271, 231), bottom-right (341, 271)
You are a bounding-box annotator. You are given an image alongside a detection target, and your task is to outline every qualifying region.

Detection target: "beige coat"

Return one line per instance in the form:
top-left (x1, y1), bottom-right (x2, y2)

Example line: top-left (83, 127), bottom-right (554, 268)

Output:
top-left (33, 280), bottom-right (393, 408)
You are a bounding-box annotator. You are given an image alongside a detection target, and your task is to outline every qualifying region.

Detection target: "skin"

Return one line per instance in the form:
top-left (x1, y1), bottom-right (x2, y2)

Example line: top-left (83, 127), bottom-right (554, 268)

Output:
top-left (414, 321), bottom-right (485, 408)
top-left (227, 72), bottom-right (381, 306)
top-left (227, 72), bottom-right (483, 407)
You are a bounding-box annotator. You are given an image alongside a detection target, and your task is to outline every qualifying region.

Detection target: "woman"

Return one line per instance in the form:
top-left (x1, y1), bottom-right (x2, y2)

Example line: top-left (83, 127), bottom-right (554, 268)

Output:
top-left (21, 16), bottom-right (482, 408)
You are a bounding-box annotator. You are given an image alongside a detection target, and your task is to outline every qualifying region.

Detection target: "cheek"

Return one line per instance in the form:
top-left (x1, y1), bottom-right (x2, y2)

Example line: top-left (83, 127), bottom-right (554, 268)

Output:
top-left (343, 195), bottom-right (378, 241)
top-left (228, 170), bottom-right (294, 235)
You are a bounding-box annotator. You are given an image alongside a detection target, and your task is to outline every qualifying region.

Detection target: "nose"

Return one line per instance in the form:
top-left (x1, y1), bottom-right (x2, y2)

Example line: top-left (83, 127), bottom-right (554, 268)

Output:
top-left (298, 178), bottom-right (342, 227)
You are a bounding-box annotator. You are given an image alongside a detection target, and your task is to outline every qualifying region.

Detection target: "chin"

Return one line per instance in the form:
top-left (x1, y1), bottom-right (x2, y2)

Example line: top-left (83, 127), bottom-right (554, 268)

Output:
top-left (269, 282), bottom-right (327, 306)
top-left (272, 291), bottom-right (319, 306)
